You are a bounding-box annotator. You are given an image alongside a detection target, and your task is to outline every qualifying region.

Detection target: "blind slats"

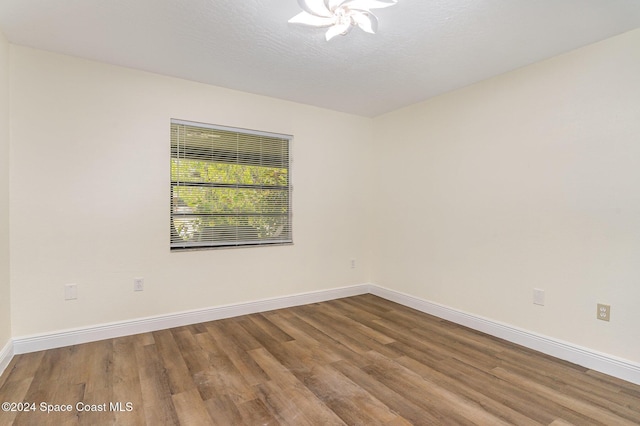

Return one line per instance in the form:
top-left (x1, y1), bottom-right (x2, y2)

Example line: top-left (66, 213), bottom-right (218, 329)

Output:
top-left (171, 120), bottom-right (292, 250)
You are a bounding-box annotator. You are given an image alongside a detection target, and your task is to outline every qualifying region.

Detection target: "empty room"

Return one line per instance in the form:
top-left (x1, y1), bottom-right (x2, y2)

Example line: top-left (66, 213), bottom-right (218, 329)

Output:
top-left (0, 0), bottom-right (639, 424)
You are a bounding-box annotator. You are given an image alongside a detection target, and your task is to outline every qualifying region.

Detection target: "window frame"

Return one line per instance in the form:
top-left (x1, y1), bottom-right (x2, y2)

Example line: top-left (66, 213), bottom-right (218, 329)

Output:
top-left (170, 119), bottom-right (293, 251)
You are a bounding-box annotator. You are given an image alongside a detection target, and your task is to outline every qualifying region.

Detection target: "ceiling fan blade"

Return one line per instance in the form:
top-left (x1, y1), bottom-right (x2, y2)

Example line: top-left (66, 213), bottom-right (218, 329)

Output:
top-left (325, 0), bottom-right (346, 11)
top-left (297, 0), bottom-right (333, 17)
top-left (325, 21), bottom-right (352, 41)
top-left (288, 12), bottom-right (336, 27)
top-left (351, 12), bottom-right (378, 34)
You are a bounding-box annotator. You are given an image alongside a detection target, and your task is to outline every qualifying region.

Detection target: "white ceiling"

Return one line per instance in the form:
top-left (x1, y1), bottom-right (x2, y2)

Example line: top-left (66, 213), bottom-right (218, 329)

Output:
top-left (1, 0), bottom-right (639, 117)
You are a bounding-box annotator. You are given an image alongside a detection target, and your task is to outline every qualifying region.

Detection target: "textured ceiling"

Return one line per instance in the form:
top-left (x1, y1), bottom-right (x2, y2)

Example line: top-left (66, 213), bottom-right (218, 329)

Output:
top-left (1, 0), bottom-right (639, 117)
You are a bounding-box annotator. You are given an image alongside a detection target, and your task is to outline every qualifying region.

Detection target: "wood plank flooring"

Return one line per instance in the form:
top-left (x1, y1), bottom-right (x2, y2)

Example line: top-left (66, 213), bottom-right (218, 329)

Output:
top-left (1, 294), bottom-right (639, 425)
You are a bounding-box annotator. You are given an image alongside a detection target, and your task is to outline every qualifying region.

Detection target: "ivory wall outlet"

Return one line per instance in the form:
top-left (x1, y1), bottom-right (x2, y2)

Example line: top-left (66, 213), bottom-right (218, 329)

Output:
top-left (597, 303), bottom-right (610, 321)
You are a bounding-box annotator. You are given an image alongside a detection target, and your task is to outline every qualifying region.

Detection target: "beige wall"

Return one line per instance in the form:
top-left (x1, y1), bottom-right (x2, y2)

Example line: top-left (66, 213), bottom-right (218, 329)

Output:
top-left (5, 29), bottom-right (640, 366)
top-left (372, 29), bottom-right (640, 363)
top-left (9, 46), bottom-right (373, 336)
top-left (0, 31), bottom-right (10, 349)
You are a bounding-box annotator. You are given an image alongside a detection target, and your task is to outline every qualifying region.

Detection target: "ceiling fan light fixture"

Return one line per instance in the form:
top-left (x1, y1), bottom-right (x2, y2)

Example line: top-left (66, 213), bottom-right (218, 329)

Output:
top-left (289, 0), bottom-right (397, 41)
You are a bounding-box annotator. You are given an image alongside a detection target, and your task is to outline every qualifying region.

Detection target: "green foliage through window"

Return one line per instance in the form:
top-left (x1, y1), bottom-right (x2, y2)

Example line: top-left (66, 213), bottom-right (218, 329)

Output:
top-left (171, 120), bottom-right (292, 249)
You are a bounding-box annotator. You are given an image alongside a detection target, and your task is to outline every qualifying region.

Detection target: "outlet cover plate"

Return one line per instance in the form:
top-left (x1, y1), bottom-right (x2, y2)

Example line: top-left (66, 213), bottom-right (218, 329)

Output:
top-left (64, 284), bottom-right (78, 300)
top-left (597, 303), bottom-right (610, 321)
top-left (134, 278), bottom-right (144, 292)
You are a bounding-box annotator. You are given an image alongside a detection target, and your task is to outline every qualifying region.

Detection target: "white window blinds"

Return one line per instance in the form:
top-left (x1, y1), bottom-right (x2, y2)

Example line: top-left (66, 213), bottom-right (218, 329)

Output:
top-left (171, 119), bottom-right (292, 250)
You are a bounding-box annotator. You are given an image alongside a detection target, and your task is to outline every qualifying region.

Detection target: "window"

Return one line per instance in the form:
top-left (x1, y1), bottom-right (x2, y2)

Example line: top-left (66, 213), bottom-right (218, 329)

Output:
top-left (170, 119), bottom-right (292, 250)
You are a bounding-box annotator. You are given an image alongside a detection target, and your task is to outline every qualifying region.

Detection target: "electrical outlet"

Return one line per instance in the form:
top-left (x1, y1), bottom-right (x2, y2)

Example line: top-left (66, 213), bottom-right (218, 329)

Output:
top-left (597, 303), bottom-right (610, 321)
top-left (350, 259), bottom-right (356, 269)
top-left (533, 288), bottom-right (545, 306)
top-left (64, 284), bottom-right (78, 300)
top-left (134, 277), bottom-right (144, 292)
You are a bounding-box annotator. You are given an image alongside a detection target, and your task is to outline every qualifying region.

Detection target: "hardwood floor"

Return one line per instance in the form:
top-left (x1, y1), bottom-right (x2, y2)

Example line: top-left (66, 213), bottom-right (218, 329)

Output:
top-left (1, 294), bottom-right (639, 425)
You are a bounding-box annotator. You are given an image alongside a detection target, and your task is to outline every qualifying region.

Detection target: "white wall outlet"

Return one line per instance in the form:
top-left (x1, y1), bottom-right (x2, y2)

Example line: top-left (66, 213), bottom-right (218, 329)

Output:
top-left (64, 284), bottom-right (78, 300)
top-left (350, 259), bottom-right (356, 269)
top-left (533, 288), bottom-right (545, 306)
top-left (597, 303), bottom-right (610, 321)
top-left (134, 277), bottom-right (144, 292)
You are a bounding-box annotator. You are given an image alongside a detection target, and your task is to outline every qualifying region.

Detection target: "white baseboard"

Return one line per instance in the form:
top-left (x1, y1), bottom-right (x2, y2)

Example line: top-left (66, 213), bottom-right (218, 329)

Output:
top-left (12, 283), bottom-right (371, 355)
top-left (369, 284), bottom-right (640, 386)
top-left (7, 282), bottom-right (640, 386)
top-left (0, 339), bottom-right (13, 378)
